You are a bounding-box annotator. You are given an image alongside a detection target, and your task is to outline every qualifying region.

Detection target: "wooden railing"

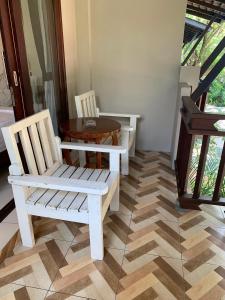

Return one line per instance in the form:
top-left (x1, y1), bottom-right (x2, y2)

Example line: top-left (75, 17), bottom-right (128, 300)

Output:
top-left (175, 96), bottom-right (225, 209)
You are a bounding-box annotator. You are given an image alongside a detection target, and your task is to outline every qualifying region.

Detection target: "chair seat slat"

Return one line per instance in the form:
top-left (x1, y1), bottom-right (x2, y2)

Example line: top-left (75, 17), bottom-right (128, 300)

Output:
top-left (69, 169), bottom-right (102, 212)
top-left (78, 170), bottom-right (111, 212)
top-left (45, 166), bottom-right (77, 209)
top-left (35, 166), bottom-right (75, 207)
top-left (26, 166), bottom-right (113, 213)
top-left (26, 164), bottom-right (69, 205)
top-left (56, 168), bottom-right (87, 210)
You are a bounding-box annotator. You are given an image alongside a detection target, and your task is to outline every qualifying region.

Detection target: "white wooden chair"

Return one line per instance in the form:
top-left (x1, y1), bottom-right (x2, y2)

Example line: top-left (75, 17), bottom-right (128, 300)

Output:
top-left (1, 110), bottom-right (125, 260)
top-left (75, 90), bottom-right (140, 175)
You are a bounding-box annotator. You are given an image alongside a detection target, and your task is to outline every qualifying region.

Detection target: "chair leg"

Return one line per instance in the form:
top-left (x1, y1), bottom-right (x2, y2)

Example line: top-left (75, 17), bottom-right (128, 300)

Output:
top-left (121, 151), bottom-right (129, 175)
top-left (110, 178), bottom-right (119, 211)
top-left (88, 194), bottom-right (104, 260)
top-left (79, 151), bottom-right (86, 167)
top-left (130, 139), bottom-right (136, 157)
top-left (18, 212), bottom-right (35, 247)
top-left (12, 186), bottom-right (35, 247)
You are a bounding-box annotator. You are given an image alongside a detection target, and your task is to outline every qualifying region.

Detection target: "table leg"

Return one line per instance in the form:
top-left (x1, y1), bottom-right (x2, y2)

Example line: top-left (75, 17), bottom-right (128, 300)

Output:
top-left (112, 131), bottom-right (119, 146)
top-left (96, 138), bottom-right (102, 169)
top-left (85, 140), bottom-right (90, 167)
top-left (63, 137), bottom-right (73, 165)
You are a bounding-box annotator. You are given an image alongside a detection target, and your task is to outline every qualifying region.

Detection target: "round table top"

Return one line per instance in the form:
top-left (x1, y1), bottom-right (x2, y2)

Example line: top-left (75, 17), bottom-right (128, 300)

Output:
top-left (60, 117), bottom-right (121, 140)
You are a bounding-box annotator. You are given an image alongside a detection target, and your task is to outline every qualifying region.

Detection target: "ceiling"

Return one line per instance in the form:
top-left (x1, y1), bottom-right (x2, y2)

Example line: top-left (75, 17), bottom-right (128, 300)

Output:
top-left (187, 0), bottom-right (225, 21)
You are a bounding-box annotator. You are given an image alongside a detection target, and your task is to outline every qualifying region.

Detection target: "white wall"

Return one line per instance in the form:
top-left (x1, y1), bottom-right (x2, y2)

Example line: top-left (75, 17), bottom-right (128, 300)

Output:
top-left (62, 0), bottom-right (187, 151)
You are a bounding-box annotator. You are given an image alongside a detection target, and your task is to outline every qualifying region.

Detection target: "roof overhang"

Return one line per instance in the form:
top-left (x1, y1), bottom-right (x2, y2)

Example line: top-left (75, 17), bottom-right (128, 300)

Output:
top-left (187, 0), bottom-right (225, 22)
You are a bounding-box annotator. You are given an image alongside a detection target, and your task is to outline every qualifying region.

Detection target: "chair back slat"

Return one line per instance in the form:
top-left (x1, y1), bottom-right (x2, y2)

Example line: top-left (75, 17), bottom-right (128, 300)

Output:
top-left (44, 117), bottom-right (59, 161)
top-left (1, 110), bottom-right (59, 175)
top-left (19, 128), bottom-right (39, 175)
top-left (75, 90), bottom-right (98, 118)
top-left (82, 98), bottom-right (89, 117)
top-left (37, 119), bottom-right (54, 169)
top-left (28, 124), bottom-right (46, 174)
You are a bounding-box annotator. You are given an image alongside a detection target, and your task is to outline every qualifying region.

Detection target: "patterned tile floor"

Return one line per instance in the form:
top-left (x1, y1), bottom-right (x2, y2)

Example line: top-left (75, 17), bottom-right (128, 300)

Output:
top-left (1, 151), bottom-right (225, 299)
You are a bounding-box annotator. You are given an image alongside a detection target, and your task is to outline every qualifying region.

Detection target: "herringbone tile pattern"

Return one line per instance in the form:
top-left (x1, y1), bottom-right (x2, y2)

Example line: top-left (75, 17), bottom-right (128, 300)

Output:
top-left (1, 151), bottom-right (225, 299)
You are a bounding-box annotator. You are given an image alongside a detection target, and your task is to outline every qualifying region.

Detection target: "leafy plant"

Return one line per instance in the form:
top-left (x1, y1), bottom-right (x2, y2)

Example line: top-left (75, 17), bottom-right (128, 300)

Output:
top-left (182, 16), bottom-right (225, 107)
top-left (188, 137), bottom-right (225, 197)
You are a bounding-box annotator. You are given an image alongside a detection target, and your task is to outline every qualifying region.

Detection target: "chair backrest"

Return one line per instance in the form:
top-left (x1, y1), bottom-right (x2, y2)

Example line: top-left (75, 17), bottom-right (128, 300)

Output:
top-left (1, 110), bottom-right (60, 176)
top-left (75, 90), bottom-right (98, 118)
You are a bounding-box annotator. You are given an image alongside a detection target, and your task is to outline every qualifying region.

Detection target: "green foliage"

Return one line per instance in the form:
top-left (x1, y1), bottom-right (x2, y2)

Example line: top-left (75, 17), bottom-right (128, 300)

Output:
top-left (208, 74), bottom-right (225, 107)
top-left (188, 137), bottom-right (225, 197)
top-left (182, 15), bottom-right (225, 107)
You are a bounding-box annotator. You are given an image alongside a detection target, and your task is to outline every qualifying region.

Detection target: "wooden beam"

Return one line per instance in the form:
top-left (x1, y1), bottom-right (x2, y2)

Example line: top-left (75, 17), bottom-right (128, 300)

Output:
top-left (187, 9), bottom-right (221, 21)
top-left (191, 53), bottom-right (225, 101)
top-left (182, 17), bottom-right (215, 66)
top-left (200, 35), bottom-right (225, 77)
top-left (188, 0), bottom-right (225, 15)
top-left (187, 4), bottom-right (224, 20)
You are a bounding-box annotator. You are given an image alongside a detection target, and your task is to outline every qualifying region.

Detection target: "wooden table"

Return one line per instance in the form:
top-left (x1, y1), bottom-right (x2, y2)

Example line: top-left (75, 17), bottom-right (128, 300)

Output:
top-left (60, 117), bottom-right (121, 168)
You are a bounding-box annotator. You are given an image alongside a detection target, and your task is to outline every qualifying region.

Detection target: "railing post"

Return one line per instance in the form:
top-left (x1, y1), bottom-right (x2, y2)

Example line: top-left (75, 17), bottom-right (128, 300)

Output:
top-left (212, 141), bottom-right (225, 202)
top-left (193, 135), bottom-right (210, 199)
top-left (176, 119), bottom-right (193, 197)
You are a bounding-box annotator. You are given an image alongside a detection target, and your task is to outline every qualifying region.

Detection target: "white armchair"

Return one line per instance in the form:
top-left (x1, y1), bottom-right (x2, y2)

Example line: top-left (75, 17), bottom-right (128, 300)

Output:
top-left (2, 110), bottom-right (126, 260)
top-left (75, 90), bottom-right (140, 175)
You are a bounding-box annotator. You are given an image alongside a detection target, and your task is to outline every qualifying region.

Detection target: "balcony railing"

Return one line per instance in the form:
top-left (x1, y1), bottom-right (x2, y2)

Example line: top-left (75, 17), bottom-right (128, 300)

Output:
top-left (175, 96), bottom-right (225, 209)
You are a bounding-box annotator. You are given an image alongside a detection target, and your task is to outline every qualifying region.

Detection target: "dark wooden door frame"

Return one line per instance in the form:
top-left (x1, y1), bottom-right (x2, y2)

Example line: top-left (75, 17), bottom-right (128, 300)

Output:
top-left (53, 0), bottom-right (69, 121)
top-left (0, 0), bottom-right (69, 222)
top-left (0, 0), bottom-right (28, 120)
top-left (1, 0), bottom-right (69, 121)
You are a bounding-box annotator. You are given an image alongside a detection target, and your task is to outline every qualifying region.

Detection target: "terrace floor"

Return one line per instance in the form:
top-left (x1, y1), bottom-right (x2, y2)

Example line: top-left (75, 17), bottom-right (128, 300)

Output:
top-left (1, 151), bottom-right (225, 299)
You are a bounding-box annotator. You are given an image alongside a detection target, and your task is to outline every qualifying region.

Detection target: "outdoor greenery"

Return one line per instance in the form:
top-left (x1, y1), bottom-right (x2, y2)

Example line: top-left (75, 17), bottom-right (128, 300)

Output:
top-left (183, 15), bottom-right (225, 198)
top-left (182, 15), bottom-right (225, 107)
top-left (188, 137), bottom-right (225, 198)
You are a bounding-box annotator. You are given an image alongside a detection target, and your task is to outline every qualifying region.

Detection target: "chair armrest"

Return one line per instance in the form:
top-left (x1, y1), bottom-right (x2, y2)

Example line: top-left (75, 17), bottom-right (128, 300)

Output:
top-left (60, 142), bottom-right (126, 154)
top-left (99, 112), bottom-right (140, 119)
top-left (8, 174), bottom-right (109, 195)
top-left (121, 125), bottom-right (134, 132)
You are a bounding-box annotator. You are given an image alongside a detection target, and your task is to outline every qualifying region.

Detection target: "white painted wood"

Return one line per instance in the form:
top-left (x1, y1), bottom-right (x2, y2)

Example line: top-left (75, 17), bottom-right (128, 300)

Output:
top-left (60, 142), bottom-right (126, 154)
top-left (1, 127), bottom-right (24, 175)
top-left (99, 112), bottom-right (140, 118)
top-left (45, 185), bottom-right (77, 210)
top-left (44, 117), bottom-right (58, 161)
top-left (109, 175), bottom-right (119, 212)
top-left (23, 165), bottom-right (69, 206)
top-left (19, 128), bottom-right (38, 175)
top-left (37, 119), bottom-right (54, 168)
top-left (5, 110), bottom-right (50, 134)
top-left (12, 185), bottom-right (35, 247)
top-left (69, 169), bottom-right (102, 211)
top-left (57, 167), bottom-right (87, 211)
top-left (8, 174), bottom-right (109, 195)
top-left (75, 90), bottom-right (140, 175)
top-left (36, 166), bottom-right (76, 208)
top-left (75, 91), bottom-right (97, 118)
top-left (26, 204), bottom-right (89, 224)
top-left (55, 136), bottom-right (63, 164)
top-left (129, 116), bottom-right (137, 157)
top-left (109, 152), bottom-right (120, 172)
top-left (2, 110), bottom-right (123, 260)
top-left (88, 194), bottom-right (104, 260)
top-left (28, 124), bottom-right (46, 174)
top-left (121, 129), bottom-right (130, 175)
